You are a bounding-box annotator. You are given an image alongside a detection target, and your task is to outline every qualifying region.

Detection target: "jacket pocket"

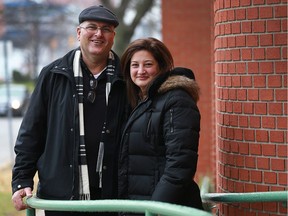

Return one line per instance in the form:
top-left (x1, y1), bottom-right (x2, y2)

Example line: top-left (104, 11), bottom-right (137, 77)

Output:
top-left (153, 169), bottom-right (160, 191)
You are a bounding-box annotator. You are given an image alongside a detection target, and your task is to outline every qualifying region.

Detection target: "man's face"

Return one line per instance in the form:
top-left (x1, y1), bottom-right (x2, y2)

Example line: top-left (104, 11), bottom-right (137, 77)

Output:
top-left (77, 20), bottom-right (116, 59)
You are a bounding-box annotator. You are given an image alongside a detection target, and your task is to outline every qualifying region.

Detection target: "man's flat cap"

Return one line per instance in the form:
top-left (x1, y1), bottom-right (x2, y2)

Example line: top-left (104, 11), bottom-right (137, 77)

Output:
top-left (79, 5), bottom-right (119, 27)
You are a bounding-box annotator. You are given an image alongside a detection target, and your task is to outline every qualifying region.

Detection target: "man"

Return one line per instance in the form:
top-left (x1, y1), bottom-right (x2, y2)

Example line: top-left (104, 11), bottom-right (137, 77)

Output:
top-left (11, 5), bottom-right (127, 215)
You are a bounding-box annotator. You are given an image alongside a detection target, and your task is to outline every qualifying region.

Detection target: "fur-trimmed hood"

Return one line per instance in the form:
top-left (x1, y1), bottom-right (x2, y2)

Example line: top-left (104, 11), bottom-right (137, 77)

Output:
top-left (158, 75), bottom-right (200, 102)
top-left (148, 67), bottom-right (200, 103)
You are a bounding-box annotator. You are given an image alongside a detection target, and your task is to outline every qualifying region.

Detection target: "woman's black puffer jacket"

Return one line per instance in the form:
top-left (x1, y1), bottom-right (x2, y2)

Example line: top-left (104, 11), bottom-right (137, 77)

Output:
top-left (118, 68), bottom-right (203, 211)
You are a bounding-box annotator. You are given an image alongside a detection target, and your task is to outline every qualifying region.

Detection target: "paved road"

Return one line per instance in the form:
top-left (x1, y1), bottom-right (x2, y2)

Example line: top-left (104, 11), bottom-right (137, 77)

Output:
top-left (0, 116), bottom-right (22, 167)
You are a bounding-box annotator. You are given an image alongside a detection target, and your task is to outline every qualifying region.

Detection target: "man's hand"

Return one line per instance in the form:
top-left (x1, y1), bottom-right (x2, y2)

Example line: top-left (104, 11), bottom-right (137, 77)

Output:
top-left (12, 187), bottom-right (33, 211)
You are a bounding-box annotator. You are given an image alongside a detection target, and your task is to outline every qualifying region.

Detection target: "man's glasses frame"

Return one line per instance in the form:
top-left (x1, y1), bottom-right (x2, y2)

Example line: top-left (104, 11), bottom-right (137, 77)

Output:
top-left (79, 25), bottom-right (114, 34)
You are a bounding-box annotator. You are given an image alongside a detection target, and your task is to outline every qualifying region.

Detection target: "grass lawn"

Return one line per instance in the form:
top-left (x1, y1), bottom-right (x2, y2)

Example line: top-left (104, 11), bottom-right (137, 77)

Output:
top-left (0, 163), bottom-right (26, 216)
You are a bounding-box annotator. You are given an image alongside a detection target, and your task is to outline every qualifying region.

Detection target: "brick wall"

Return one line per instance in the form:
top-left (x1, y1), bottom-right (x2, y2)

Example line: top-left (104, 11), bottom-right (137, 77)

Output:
top-left (214, 0), bottom-right (287, 215)
top-left (162, 0), bottom-right (216, 182)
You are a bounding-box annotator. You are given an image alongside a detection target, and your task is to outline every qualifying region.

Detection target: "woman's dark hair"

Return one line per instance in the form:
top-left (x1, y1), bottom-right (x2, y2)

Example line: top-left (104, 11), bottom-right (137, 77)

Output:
top-left (121, 37), bottom-right (174, 108)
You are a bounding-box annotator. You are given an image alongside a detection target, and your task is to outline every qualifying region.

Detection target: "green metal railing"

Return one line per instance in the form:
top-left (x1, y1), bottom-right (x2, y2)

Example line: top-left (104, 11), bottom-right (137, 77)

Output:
top-left (200, 177), bottom-right (287, 207)
top-left (25, 197), bottom-right (212, 216)
top-left (202, 191), bottom-right (288, 206)
top-left (24, 186), bottom-right (287, 215)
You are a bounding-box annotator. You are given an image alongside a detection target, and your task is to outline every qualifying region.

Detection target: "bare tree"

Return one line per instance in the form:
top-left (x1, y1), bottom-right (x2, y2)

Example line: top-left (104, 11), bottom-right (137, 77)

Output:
top-left (1, 0), bottom-right (157, 80)
top-left (100, 0), bottom-right (155, 55)
top-left (1, 1), bottom-right (75, 80)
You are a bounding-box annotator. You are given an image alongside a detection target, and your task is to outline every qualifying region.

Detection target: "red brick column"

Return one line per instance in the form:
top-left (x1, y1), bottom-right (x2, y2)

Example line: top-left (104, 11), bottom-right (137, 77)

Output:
top-left (214, 0), bottom-right (287, 215)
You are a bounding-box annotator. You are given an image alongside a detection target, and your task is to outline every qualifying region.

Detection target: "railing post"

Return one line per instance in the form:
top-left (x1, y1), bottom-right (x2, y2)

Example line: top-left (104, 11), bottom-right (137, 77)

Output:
top-left (26, 208), bottom-right (36, 216)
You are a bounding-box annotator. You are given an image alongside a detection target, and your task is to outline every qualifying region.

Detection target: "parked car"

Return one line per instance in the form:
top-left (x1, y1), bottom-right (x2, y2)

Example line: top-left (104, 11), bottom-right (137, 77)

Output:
top-left (0, 84), bottom-right (30, 117)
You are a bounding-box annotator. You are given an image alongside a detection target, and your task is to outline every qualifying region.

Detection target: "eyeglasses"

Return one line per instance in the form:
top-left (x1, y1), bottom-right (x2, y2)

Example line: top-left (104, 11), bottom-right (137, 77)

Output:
top-left (87, 79), bottom-right (97, 103)
top-left (79, 25), bottom-right (114, 34)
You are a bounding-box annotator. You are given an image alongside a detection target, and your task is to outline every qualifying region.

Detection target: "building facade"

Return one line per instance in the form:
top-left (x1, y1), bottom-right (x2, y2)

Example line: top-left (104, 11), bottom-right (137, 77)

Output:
top-left (162, 0), bottom-right (287, 215)
top-left (162, 0), bottom-right (216, 182)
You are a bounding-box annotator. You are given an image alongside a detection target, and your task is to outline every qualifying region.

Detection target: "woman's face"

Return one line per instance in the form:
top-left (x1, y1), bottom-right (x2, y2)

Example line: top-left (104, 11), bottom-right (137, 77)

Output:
top-left (130, 50), bottom-right (160, 94)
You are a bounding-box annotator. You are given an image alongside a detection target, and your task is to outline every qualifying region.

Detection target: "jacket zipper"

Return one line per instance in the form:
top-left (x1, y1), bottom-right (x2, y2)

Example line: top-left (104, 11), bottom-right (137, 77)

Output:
top-left (146, 109), bottom-right (153, 138)
top-left (52, 66), bottom-right (78, 199)
top-left (169, 109), bottom-right (174, 133)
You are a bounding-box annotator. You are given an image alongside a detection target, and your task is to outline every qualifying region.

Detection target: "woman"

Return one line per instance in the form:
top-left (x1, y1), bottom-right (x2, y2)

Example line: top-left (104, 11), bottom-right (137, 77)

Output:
top-left (118, 37), bottom-right (203, 211)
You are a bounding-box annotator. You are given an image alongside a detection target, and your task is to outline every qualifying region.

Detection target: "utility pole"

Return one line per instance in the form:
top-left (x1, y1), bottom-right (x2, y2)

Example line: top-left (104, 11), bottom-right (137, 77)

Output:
top-left (3, 40), bottom-right (14, 166)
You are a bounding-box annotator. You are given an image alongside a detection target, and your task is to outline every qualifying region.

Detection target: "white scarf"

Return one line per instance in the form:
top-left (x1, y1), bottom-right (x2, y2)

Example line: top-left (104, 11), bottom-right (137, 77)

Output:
top-left (73, 50), bottom-right (114, 200)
